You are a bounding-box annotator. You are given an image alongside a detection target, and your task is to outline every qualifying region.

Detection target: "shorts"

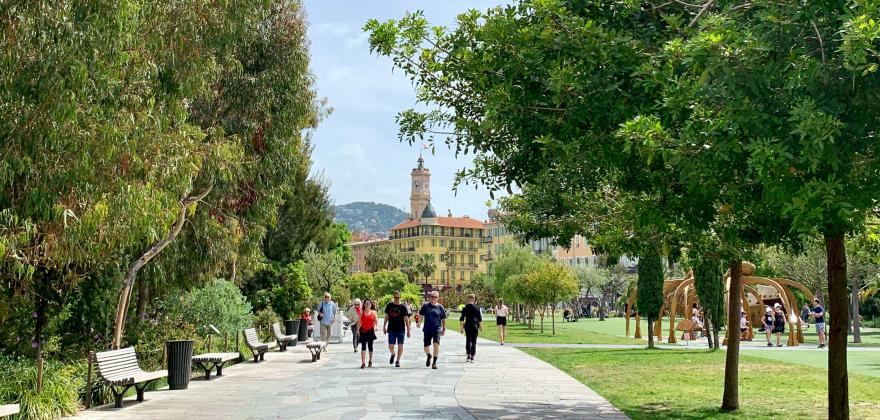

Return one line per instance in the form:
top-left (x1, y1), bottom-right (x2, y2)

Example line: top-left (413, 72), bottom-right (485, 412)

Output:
top-left (496, 316), bottom-right (507, 326)
top-left (359, 329), bottom-right (377, 343)
top-left (423, 331), bottom-right (441, 347)
top-left (773, 324), bottom-right (785, 334)
top-left (815, 322), bottom-right (825, 333)
top-left (388, 331), bottom-right (405, 345)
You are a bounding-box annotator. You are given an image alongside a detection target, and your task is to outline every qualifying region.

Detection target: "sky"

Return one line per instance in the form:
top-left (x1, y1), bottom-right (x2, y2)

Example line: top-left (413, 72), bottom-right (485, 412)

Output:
top-left (304, 0), bottom-right (504, 220)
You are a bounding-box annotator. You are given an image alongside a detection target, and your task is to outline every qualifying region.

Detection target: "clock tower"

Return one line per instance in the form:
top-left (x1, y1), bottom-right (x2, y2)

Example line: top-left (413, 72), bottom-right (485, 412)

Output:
top-left (410, 155), bottom-right (431, 219)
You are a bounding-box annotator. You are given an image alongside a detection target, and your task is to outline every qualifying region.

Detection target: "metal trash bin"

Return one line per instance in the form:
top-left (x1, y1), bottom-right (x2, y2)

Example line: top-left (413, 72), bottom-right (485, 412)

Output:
top-left (297, 319), bottom-right (309, 341)
top-left (166, 340), bottom-right (193, 390)
top-left (285, 319), bottom-right (301, 346)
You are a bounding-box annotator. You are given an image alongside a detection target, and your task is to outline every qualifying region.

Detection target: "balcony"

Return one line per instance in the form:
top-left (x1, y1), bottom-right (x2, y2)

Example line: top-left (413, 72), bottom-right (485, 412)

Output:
top-left (447, 247), bottom-right (478, 253)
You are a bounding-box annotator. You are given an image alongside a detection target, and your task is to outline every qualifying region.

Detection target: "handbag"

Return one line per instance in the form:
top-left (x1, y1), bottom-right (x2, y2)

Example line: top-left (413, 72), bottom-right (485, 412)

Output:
top-left (317, 302), bottom-right (324, 321)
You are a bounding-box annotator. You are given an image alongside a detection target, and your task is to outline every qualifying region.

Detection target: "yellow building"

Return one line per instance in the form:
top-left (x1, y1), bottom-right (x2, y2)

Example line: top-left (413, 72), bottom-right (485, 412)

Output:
top-left (389, 157), bottom-right (488, 291)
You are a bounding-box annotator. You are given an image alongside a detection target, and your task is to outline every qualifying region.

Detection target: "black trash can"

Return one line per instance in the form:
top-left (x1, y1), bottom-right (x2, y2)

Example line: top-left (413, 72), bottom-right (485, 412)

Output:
top-left (284, 319), bottom-right (300, 336)
top-left (297, 319), bottom-right (309, 341)
top-left (166, 340), bottom-right (193, 390)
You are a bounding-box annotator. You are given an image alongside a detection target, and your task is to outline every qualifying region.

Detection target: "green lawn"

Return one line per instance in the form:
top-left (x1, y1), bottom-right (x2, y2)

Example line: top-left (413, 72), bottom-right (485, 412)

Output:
top-left (474, 316), bottom-right (640, 345)
top-left (741, 349), bottom-right (880, 378)
top-left (523, 347), bottom-right (880, 419)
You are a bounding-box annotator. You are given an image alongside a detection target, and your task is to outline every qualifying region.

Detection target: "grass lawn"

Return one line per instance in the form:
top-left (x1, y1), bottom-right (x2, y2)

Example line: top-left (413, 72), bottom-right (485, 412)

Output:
top-left (475, 316), bottom-right (640, 345)
top-left (741, 349), bottom-right (880, 378)
top-left (523, 347), bottom-right (880, 419)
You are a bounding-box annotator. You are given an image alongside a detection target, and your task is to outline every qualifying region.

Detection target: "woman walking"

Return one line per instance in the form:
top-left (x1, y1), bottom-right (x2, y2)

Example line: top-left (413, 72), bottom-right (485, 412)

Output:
top-left (357, 299), bottom-right (378, 368)
top-left (762, 306), bottom-right (774, 347)
top-left (495, 299), bottom-right (509, 345)
top-left (346, 299), bottom-right (362, 353)
top-left (773, 303), bottom-right (786, 347)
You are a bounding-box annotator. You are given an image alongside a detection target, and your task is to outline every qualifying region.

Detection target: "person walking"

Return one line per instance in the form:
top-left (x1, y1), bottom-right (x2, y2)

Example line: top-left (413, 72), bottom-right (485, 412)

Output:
top-left (811, 298), bottom-right (826, 349)
top-left (773, 303), bottom-right (786, 347)
top-left (495, 299), bottom-right (509, 345)
top-left (460, 294), bottom-right (482, 362)
top-left (419, 291), bottom-right (446, 369)
top-left (383, 291), bottom-right (411, 368)
top-left (345, 299), bottom-right (362, 353)
top-left (318, 292), bottom-right (337, 344)
top-left (357, 299), bottom-right (378, 368)
top-left (762, 306), bottom-right (775, 347)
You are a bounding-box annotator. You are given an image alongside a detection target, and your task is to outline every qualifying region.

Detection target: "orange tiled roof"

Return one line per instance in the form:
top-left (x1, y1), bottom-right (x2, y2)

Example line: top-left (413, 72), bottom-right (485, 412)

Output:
top-left (391, 216), bottom-right (485, 230)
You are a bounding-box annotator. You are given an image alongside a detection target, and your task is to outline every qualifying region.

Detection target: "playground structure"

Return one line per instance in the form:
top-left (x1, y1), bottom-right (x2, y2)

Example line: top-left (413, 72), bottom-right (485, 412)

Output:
top-left (625, 262), bottom-right (814, 346)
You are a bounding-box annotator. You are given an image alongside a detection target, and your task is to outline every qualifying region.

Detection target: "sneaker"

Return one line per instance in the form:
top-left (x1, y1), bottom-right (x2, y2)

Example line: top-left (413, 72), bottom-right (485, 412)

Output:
top-left (360, 363), bottom-right (365, 369)
top-left (368, 361), bottom-right (373, 367)
top-left (390, 354), bottom-right (395, 365)
top-left (767, 342), bottom-right (773, 347)
top-left (395, 361), bottom-right (400, 368)
top-left (819, 344), bottom-right (825, 349)
top-left (426, 354), bottom-right (432, 367)
top-left (776, 344), bottom-right (782, 347)
top-left (432, 356), bottom-right (438, 369)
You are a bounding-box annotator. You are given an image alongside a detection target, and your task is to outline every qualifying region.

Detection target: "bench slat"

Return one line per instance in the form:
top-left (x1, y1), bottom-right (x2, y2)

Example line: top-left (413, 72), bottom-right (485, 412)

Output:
top-left (0, 404), bottom-right (20, 417)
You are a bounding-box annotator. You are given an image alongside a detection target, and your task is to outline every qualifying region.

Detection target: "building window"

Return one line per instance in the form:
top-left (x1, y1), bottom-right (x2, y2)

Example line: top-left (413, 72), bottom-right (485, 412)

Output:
top-left (432, 239), bottom-right (436, 247)
top-left (441, 271), bottom-right (446, 281)
top-left (460, 271), bottom-right (466, 281)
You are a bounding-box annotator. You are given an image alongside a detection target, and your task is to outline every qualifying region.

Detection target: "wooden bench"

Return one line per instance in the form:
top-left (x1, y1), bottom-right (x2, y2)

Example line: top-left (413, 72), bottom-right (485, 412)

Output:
top-left (94, 348), bottom-right (167, 408)
top-left (243, 328), bottom-right (270, 362)
top-left (191, 352), bottom-right (239, 380)
top-left (271, 323), bottom-right (297, 351)
top-left (305, 341), bottom-right (327, 362)
top-left (0, 404), bottom-right (20, 418)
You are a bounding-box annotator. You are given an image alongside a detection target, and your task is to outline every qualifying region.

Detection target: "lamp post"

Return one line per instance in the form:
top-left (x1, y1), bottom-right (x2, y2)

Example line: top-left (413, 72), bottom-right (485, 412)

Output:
top-left (440, 249), bottom-right (452, 292)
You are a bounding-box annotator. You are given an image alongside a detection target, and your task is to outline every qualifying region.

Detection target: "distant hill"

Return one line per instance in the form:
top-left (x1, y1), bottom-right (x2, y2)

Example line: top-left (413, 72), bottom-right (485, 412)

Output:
top-left (334, 202), bottom-right (408, 235)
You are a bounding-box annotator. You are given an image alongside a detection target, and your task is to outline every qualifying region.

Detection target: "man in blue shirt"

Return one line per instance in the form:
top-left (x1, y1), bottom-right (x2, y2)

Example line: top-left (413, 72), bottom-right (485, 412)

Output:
top-left (811, 298), bottom-right (826, 349)
top-left (419, 290), bottom-right (446, 369)
top-left (318, 292), bottom-right (337, 344)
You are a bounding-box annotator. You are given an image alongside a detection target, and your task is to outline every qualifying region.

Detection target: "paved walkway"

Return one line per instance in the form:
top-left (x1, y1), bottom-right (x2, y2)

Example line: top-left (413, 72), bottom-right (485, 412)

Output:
top-left (73, 329), bottom-right (627, 419)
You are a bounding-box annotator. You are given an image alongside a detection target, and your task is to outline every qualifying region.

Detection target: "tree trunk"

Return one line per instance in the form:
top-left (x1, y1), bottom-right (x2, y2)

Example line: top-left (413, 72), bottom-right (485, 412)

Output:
top-left (540, 308), bottom-right (545, 334)
top-left (706, 318), bottom-right (714, 349)
top-left (647, 315), bottom-right (655, 348)
top-left (112, 185), bottom-right (212, 348)
top-left (722, 258), bottom-right (742, 411)
top-left (552, 304), bottom-right (556, 335)
top-left (713, 320), bottom-right (721, 350)
top-left (599, 295), bottom-right (606, 321)
top-left (852, 275), bottom-right (861, 344)
top-left (825, 233), bottom-right (849, 420)
top-left (136, 278), bottom-right (149, 323)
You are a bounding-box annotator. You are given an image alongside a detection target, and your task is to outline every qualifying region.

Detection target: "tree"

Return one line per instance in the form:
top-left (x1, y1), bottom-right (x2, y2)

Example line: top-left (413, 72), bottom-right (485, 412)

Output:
top-left (399, 256), bottom-right (419, 283)
top-left (270, 262), bottom-right (312, 320)
top-left (303, 242), bottom-right (346, 292)
top-left (347, 272), bottom-right (376, 301)
top-left (264, 176), bottom-right (334, 265)
top-left (637, 250), bottom-right (664, 349)
top-left (373, 270), bottom-right (409, 298)
top-left (693, 254), bottom-right (724, 350)
top-left (365, 245), bottom-right (402, 272)
top-left (524, 262), bottom-right (579, 335)
top-left (414, 254), bottom-right (437, 285)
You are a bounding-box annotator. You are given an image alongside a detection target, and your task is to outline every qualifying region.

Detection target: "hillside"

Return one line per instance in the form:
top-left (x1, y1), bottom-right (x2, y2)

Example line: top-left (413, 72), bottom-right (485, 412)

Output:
top-left (334, 202), bottom-right (408, 235)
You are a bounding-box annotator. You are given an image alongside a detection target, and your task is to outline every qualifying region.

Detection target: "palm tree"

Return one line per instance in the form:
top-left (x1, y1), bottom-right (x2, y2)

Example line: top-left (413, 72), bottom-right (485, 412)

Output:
top-left (415, 253), bottom-right (437, 286)
top-left (365, 245), bottom-right (401, 272)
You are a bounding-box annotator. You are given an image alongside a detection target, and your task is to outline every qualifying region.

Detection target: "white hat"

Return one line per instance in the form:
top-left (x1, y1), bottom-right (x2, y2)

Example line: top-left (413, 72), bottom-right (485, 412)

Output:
top-left (765, 307), bottom-right (773, 313)
top-left (774, 303), bottom-right (781, 308)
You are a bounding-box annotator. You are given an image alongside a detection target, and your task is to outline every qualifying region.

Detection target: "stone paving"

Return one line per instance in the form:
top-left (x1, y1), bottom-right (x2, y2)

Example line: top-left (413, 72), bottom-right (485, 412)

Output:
top-left (72, 328), bottom-right (628, 419)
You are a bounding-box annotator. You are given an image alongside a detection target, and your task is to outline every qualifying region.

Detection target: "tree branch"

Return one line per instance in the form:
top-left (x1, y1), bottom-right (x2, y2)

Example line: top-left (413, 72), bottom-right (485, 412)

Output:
top-left (810, 20), bottom-right (826, 66)
top-left (688, 0), bottom-right (717, 29)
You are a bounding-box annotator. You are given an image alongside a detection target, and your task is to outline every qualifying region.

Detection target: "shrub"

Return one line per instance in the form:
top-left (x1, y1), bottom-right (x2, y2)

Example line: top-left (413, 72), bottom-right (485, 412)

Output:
top-left (168, 279), bottom-right (253, 337)
top-left (0, 356), bottom-right (82, 420)
top-left (347, 272), bottom-right (375, 300)
top-left (254, 308), bottom-right (280, 329)
top-left (270, 262), bottom-right (312, 319)
top-left (377, 291), bottom-right (423, 312)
